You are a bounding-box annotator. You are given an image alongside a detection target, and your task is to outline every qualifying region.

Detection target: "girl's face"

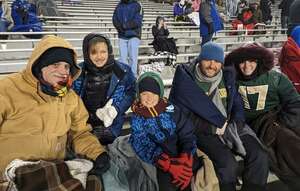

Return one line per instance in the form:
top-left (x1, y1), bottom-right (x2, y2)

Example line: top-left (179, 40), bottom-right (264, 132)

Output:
top-left (89, 42), bottom-right (108, 68)
top-left (140, 91), bottom-right (159, 108)
top-left (239, 59), bottom-right (258, 76)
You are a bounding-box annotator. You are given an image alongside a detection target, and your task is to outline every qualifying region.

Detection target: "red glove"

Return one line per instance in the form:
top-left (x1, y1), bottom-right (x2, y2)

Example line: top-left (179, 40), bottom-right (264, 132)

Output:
top-left (156, 153), bottom-right (171, 172)
top-left (169, 161), bottom-right (193, 190)
top-left (174, 153), bottom-right (193, 168)
top-left (170, 153), bottom-right (194, 190)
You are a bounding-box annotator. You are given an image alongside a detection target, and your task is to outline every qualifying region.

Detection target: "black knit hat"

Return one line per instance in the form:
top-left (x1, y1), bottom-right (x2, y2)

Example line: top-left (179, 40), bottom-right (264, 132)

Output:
top-left (32, 47), bottom-right (76, 77)
top-left (138, 77), bottom-right (161, 96)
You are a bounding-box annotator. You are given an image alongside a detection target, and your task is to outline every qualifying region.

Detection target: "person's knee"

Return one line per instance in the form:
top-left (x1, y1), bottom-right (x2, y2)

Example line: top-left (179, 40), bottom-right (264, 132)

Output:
top-left (216, 156), bottom-right (239, 183)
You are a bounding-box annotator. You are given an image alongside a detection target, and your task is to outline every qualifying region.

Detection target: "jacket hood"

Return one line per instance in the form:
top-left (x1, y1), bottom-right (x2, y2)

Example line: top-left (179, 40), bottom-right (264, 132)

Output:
top-left (136, 72), bottom-right (164, 98)
top-left (24, 35), bottom-right (80, 86)
top-left (224, 43), bottom-right (274, 77)
top-left (82, 33), bottom-right (114, 69)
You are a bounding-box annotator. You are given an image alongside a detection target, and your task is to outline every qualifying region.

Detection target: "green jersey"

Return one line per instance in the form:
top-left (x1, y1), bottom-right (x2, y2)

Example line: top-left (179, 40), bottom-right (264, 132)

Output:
top-left (237, 70), bottom-right (300, 123)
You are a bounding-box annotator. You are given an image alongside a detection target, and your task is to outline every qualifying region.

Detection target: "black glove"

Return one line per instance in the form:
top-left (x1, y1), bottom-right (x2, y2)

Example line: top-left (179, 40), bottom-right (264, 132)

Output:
top-left (207, 22), bottom-right (215, 34)
top-left (90, 152), bottom-right (110, 176)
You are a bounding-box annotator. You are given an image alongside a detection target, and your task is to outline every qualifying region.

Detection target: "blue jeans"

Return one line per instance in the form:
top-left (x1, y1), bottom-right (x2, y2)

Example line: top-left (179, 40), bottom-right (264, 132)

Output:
top-left (118, 37), bottom-right (140, 76)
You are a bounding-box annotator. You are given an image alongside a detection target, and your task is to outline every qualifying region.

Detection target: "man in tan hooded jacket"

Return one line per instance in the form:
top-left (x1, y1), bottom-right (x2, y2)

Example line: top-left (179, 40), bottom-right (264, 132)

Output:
top-left (0, 35), bottom-right (109, 176)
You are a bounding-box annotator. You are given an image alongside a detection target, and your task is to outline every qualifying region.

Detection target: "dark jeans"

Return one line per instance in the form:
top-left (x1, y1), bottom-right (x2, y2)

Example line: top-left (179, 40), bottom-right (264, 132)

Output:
top-left (196, 134), bottom-right (268, 191)
top-left (201, 33), bottom-right (213, 46)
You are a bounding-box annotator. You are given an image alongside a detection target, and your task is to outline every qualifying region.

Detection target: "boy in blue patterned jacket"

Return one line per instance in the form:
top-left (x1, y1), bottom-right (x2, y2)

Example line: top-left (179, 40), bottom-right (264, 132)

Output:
top-left (130, 72), bottom-right (200, 191)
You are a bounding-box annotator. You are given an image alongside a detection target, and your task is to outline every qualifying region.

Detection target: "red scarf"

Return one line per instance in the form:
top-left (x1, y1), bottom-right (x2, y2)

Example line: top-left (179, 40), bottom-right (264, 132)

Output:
top-left (131, 98), bottom-right (169, 118)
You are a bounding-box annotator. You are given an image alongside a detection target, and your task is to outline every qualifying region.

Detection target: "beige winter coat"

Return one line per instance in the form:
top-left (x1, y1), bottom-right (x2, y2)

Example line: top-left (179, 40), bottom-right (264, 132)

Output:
top-left (0, 35), bottom-right (106, 174)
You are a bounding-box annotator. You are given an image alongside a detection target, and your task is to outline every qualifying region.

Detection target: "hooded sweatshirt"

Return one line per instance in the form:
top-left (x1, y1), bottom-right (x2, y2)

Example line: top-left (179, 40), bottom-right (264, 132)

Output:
top-left (0, 35), bottom-right (106, 174)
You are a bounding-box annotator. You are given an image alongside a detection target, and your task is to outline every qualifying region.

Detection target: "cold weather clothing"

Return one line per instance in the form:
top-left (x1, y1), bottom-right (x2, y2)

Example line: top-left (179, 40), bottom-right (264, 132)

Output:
top-left (113, 0), bottom-right (143, 76)
top-left (11, 0), bottom-right (42, 33)
top-left (104, 135), bottom-right (159, 191)
top-left (150, 16), bottom-right (178, 54)
top-left (199, 0), bottom-right (223, 44)
top-left (225, 43), bottom-right (300, 190)
top-left (260, 0), bottom-right (272, 24)
top-left (130, 71), bottom-right (196, 164)
top-left (280, 36), bottom-right (300, 93)
top-left (198, 42), bottom-right (224, 64)
top-left (169, 58), bottom-right (269, 190)
top-left (72, 33), bottom-right (136, 144)
top-left (113, 0), bottom-right (143, 40)
top-left (130, 99), bottom-right (197, 164)
top-left (0, 35), bottom-right (106, 175)
top-left (278, 0), bottom-right (294, 28)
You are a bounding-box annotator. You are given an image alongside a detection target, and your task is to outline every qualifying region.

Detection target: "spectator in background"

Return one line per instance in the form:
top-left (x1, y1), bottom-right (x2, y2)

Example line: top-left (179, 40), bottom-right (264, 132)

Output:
top-left (226, 0), bottom-right (238, 17)
top-left (130, 72), bottom-right (199, 191)
top-left (249, 2), bottom-right (263, 23)
top-left (150, 16), bottom-right (178, 54)
top-left (199, 0), bottom-right (223, 45)
top-left (173, 0), bottom-right (192, 21)
top-left (259, 0), bottom-right (272, 24)
top-left (0, 35), bottom-right (110, 180)
top-left (11, 0), bottom-right (42, 38)
top-left (113, 0), bottom-right (143, 77)
top-left (279, 26), bottom-right (300, 93)
top-left (0, 0), bottom-right (13, 49)
top-left (72, 33), bottom-right (136, 145)
top-left (225, 42), bottom-right (300, 191)
top-left (288, 0), bottom-right (300, 35)
top-left (169, 42), bottom-right (269, 191)
top-left (278, 0), bottom-right (294, 30)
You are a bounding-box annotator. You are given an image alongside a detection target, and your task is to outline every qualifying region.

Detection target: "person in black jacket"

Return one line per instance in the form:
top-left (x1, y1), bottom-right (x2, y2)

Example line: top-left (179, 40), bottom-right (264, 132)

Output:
top-left (278, 0), bottom-right (294, 30)
top-left (150, 16), bottom-right (178, 54)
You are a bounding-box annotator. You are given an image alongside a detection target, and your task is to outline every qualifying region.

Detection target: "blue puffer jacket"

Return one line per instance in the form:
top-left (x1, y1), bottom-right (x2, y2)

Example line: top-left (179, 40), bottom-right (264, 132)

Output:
top-left (169, 62), bottom-right (245, 133)
top-left (130, 103), bottom-right (196, 165)
top-left (11, 0), bottom-right (42, 32)
top-left (113, 0), bottom-right (143, 39)
top-left (73, 61), bottom-right (136, 137)
top-left (199, 0), bottom-right (223, 36)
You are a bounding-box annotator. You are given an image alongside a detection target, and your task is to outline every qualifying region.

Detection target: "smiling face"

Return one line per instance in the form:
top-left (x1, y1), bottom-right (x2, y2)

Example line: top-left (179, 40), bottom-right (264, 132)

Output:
top-left (140, 91), bottom-right (160, 108)
top-left (199, 59), bottom-right (222, 78)
top-left (239, 59), bottom-right (258, 76)
top-left (89, 42), bottom-right (109, 68)
top-left (41, 61), bottom-right (70, 87)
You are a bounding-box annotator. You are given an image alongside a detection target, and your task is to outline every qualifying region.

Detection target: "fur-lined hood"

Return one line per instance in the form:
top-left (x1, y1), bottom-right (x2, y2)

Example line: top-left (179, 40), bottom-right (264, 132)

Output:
top-left (224, 43), bottom-right (274, 77)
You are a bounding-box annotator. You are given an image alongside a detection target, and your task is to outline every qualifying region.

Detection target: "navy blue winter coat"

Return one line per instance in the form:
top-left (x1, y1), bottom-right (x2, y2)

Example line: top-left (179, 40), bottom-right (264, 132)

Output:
top-left (130, 103), bottom-right (196, 165)
top-left (169, 62), bottom-right (245, 134)
top-left (113, 0), bottom-right (143, 39)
